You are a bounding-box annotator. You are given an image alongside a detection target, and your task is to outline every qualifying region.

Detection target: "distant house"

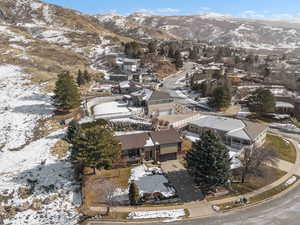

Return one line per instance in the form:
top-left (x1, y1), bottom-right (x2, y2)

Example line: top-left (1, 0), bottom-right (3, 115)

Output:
top-left (275, 101), bottom-right (295, 115)
top-left (180, 51), bottom-right (190, 59)
top-left (118, 81), bottom-right (140, 94)
top-left (130, 88), bottom-right (153, 107)
top-left (116, 128), bottom-right (182, 164)
top-left (188, 116), bottom-right (268, 149)
top-left (122, 58), bottom-right (140, 73)
top-left (110, 74), bottom-right (132, 82)
top-left (146, 91), bottom-right (175, 116)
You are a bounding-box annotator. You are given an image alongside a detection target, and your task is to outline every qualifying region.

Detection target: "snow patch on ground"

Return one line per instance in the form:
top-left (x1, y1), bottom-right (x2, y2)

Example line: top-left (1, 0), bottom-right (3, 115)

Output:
top-left (0, 64), bottom-right (81, 224)
top-left (0, 25), bottom-right (32, 43)
top-left (127, 209), bottom-right (185, 219)
top-left (1, 129), bottom-right (81, 225)
top-left (43, 5), bottom-right (53, 23)
top-left (285, 176), bottom-right (297, 186)
top-left (0, 65), bottom-right (53, 151)
top-left (36, 30), bottom-right (70, 45)
top-left (129, 165), bottom-right (175, 198)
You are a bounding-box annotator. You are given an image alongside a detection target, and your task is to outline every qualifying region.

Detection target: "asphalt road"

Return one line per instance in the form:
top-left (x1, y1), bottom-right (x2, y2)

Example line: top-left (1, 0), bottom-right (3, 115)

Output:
top-left (162, 62), bottom-right (195, 103)
top-left (89, 180), bottom-right (300, 225)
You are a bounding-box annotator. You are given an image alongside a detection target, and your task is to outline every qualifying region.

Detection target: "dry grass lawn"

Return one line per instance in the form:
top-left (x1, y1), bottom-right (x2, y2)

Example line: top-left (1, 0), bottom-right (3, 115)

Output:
top-left (207, 166), bottom-right (286, 201)
top-left (82, 167), bottom-right (132, 207)
top-left (231, 166), bottom-right (287, 194)
top-left (51, 140), bottom-right (69, 159)
top-left (265, 134), bottom-right (296, 163)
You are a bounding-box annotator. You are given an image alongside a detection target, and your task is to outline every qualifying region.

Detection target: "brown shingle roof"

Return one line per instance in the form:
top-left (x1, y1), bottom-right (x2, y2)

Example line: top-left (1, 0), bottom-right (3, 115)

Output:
top-left (150, 128), bottom-right (182, 145)
top-left (115, 129), bottom-right (182, 150)
top-left (116, 133), bottom-right (151, 150)
top-left (149, 91), bottom-right (172, 102)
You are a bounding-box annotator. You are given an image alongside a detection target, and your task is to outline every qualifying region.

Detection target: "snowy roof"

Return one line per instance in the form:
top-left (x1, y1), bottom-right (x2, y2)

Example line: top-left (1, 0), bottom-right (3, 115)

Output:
top-left (189, 116), bottom-right (267, 141)
top-left (190, 116), bottom-right (245, 133)
top-left (228, 129), bottom-right (251, 141)
top-left (276, 101), bottom-right (295, 109)
top-left (131, 88), bottom-right (153, 101)
top-left (119, 81), bottom-right (131, 88)
top-left (149, 90), bottom-right (172, 102)
top-left (123, 58), bottom-right (140, 64)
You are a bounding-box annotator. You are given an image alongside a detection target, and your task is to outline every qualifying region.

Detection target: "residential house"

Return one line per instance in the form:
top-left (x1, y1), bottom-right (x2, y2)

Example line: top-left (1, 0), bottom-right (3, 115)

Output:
top-left (275, 101), bottom-right (295, 115)
top-left (122, 58), bottom-right (140, 73)
top-left (116, 128), bottom-right (182, 164)
top-left (146, 90), bottom-right (175, 116)
top-left (188, 115), bottom-right (268, 149)
top-left (110, 74), bottom-right (132, 82)
top-left (118, 81), bottom-right (140, 94)
top-left (129, 88), bottom-right (153, 107)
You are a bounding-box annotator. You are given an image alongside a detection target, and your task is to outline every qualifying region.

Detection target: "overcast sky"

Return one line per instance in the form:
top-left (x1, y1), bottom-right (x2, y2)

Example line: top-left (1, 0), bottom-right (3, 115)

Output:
top-left (44, 0), bottom-right (300, 19)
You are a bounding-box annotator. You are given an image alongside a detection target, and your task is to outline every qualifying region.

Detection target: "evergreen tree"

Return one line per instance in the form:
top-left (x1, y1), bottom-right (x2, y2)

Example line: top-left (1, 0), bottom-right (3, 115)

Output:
top-left (129, 182), bottom-right (140, 205)
top-left (83, 70), bottom-right (91, 83)
top-left (248, 88), bottom-right (275, 114)
top-left (168, 44), bottom-right (176, 58)
top-left (210, 86), bottom-right (232, 110)
top-left (76, 69), bottom-right (85, 86)
top-left (174, 50), bottom-right (183, 69)
top-left (148, 41), bottom-right (157, 53)
top-left (66, 120), bottom-right (80, 143)
top-left (125, 42), bottom-right (141, 58)
top-left (53, 71), bottom-right (81, 112)
top-left (71, 123), bottom-right (121, 173)
top-left (185, 130), bottom-right (231, 192)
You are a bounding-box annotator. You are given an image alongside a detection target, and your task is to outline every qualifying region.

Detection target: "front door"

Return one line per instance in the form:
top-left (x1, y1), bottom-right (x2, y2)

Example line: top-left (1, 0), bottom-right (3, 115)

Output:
top-left (145, 150), bottom-right (153, 161)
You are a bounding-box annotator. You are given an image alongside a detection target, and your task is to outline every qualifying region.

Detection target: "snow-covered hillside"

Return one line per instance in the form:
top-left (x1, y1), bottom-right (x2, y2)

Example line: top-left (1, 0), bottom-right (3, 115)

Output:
top-left (0, 65), bottom-right (81, 225)
top-left (96, 13), bottom-right (300, 51)
top-left (0, 65), bottom-right (53, 151)
top-left (94, 13), bottom-right (178, 40)
top-left (0, 0), bottom-right (132, 89)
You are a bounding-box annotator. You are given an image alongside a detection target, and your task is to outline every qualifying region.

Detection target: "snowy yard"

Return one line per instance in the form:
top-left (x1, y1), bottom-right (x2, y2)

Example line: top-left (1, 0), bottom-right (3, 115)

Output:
top-left (93, 101), bottom-right (132, 119)
top-left (127, 209), bottom-right (186, 220)
top-left (129, 165), bottom-right (176, 198)
top-left (111, 165), bottom-right (176, 205)
top-left (0, 65), bottom-right (53, 151)
top-left (0, 65), bottom-right (81, 225)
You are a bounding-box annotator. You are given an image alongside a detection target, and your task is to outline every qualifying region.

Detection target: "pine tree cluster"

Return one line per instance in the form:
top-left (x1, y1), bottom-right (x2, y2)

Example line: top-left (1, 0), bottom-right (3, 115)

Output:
top-left (77, 69), bottom-right (91, 86)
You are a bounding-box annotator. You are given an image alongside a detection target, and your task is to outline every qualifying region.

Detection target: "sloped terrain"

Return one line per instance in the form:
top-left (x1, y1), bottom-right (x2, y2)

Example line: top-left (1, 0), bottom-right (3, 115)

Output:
top-left (0, 1), bottom-right (134, 224)
top-left (98, 13), bottom-right (300, 51)
top-left (0, 0), bottom-right (132, 89)
top-left (94, 13), bottom-right (179, 41)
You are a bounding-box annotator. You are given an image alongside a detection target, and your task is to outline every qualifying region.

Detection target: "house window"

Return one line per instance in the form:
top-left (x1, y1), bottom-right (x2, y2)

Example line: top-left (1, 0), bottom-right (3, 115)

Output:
top-left (128, 149), bottom-right (140, 158)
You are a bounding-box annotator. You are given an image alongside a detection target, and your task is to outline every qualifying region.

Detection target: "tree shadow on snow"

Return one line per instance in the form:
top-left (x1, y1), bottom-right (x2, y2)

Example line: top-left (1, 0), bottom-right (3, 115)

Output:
top-left (20, 93), bottom-right (52, 102)
top-left (12, 104), bottom-right (54, 116)
top-left (10, 160), bottom-right (81, 206)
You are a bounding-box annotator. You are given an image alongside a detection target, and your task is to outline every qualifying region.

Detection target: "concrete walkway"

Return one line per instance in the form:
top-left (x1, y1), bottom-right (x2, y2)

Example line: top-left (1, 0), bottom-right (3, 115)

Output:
top-left (89, 136), bottom-right (300, 219)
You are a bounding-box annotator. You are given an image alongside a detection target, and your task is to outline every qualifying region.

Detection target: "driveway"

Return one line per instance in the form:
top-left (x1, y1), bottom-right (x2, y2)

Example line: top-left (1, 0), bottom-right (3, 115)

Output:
top-left (161, 160), bottom-right (204, 202)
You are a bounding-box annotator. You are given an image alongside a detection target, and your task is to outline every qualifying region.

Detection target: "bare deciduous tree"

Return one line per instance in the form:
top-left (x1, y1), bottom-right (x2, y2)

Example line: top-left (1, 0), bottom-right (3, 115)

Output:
top-left (101, 180), bottom-right (117, 216)
top-left (240, 146), bottom-right (278, 183)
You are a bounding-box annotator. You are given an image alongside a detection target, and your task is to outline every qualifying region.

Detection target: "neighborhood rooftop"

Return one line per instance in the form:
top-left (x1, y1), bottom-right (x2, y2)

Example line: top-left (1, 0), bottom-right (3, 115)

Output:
top-left (116, 128), bottom-right (182, 151)
top-left (189, 115), bottom-right (268, 141)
